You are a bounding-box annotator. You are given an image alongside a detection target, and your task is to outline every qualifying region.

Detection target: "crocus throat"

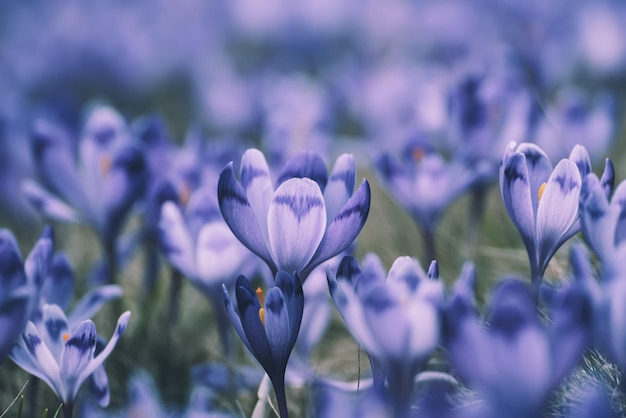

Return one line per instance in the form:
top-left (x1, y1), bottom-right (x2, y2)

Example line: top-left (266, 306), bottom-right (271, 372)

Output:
top-left (179, 182), bottom-right (191, 207)
top-left (412, 148), bottom-right (425, 162)
top-left (62, 333), bottom-right (69, 342)
top-left (256, 287), bottom-right (265, 326)
top-left (100, 156), bottom-right (112, 176)
top-left (538, 182), bottom-right (547, 202)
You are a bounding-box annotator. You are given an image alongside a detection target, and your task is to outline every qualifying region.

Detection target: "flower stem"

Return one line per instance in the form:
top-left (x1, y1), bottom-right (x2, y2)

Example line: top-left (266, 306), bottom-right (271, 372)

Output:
top-left (272, 377), bottom-right (289, 418)
top-left (422, 226), bottom-right (437, 265)
top-left (168, 267), bottom-right (183, 326)
top-left (62, 402), bottom-right (73, 418)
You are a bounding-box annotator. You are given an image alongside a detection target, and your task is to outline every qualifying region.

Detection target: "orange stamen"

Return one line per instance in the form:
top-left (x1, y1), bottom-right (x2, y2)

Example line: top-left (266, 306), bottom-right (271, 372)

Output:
top-left (100, 156), bottom-right (112, 176)
top-left (538, 182), bottom-right (547, 202)
top-left (256, 287), bottom-right (264, 306)
top-left (412, 148), bottom-right (425, 162)
top-left (62, 333), bottom-right (69, 342)
top-left (179, 182), bottom-right (191, 207)
top-left (259, 307), bottom-right (266, 326)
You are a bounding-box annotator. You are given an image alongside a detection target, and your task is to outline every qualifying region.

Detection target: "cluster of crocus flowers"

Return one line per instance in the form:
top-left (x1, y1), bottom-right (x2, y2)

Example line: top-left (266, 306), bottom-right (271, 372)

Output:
top-left (217, 149), bottom-right (370, 280)
top-left (223, 272), bottom-right (304, 418)
top-left (499, 142), bottom-right (613, 289)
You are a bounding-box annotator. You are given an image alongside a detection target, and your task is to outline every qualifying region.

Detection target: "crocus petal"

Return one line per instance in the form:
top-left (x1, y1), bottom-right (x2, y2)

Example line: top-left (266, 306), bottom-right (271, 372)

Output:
top-left (263, 288), bottom-right (291, 370)
top-left (375, 154), bottom-right (414, 211)
top-left (218, 163), bottom-right (276, 271)
top-left (536, 159), bottom-right (582, 269)
top-left (79, 311), bottom-right (131, 382)
top-left (41, 253), bottom-right (74, 311)
top-left (31, 119), bottom-right (91, 214)
top-left (387, 256), bottom-right (425, 294)
top-left (88, 365), bottom-right (110, 407)
top-left (323, 154), bottom-right (355, 222)
top-left (274, 271), bottom-right (304, 349)
top-left (24, 225), bottom-right (54, 288)
top-left (362, 286), bottom-right (410, 360)
top-left (327, 274), bottom-right (380, 357)
top-left (236, 281), bottom-right (273, 371)
top-left (240, 149), bottom-right (274, 244)
top-left (59, 320), bottom-right (98, 401)
top-left (304, 180), bottom-right (371, 278)
top-left (514, 143), bottom-right (553, 214)
top-left (195, 223), bottom-right (249, 285)
top-left (41, 304), bottom-right (69, 360)
top-left (500, 153), bottom-right (536, 261)
top-left (22, 180), bottom-right (82, 223)
top-left (222, 282), bottom-right (252, 353)
top-left (335, 255), bottom-right (362, 285)
top-left (600, 158), bottom-right (615, 197)
top-left (185, 188), bottom-right (222, 238)
top-left (267, 178), bottom-right (326, 274)
top-left (612, 181), bottom-right (626, 249)
top-left (159, 201), bottom-right (195, 278)
top-left (580, 175), bottom-right (615, 263)
top-left (67, 285), bottom-right (123, 328)
top-left (568, 145), bottom-right (592, 178)
top-left (276, 150), bottom-right (329, 190)
top-left (0, 295), bottom-right (29, 359)
top-left (10, 321), bottom-right (62, 397)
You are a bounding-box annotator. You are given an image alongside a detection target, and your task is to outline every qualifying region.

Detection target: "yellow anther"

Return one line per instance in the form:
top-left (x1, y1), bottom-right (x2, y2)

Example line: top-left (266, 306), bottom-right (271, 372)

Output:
top-left (62, 333), bottom-right (69, 342)
top-left (538, 182), bottom-right (547, 202)
top-left (256, 287), bottom-right (266, 327)
top-left (412, 148), bottom-right (425, 162)
top-left (179, 182), bottom-right (191, 207)
top-left (100, 156), bottom-right (112, 176)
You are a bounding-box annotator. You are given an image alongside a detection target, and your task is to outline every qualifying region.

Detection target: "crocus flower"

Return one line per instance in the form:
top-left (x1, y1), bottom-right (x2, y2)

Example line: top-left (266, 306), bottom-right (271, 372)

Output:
top-left (499, 142), bottom-right (613, 286)
top-left (444, 278), bottom-right (591, 418)
top-left (22, 104), bottom-right (147, 283)
top-left (376, 144), bottom-right (491, 262)
top-left (579, 176), bottom-right (626, 279)
top-left (0, 226), bottom-right (53, 360)
top-left (218, 148), bottom-right (370, 280)
top-left (159, 186), bottom-right (259, 352)
top-left (10, 306), bottom-right (131, 417)
top-left (223, 272), bottom-right (304, 418)
top-left (327, 254), bottom-right (443, 417)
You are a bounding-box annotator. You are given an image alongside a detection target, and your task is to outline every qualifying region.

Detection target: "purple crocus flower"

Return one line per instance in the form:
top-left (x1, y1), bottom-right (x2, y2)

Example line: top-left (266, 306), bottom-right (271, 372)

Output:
top-left (10, 306), bottom-right (130, 417)
top-left (444, 278), bottom-right (591, 418)
top-left (159, 186), bottom-right (260, 353)
top-left (223, 272), bottom-right (304, 418)
top-left (499, 142), bottom-right (613, 287)
top-left (0, 226), bottom-right (53, 360)
top-left (22, 105), bottom-right (147, 282)
top-left (218, 148), bottom-right (370, 280)
top-left (376, 144), bottom-right (491, 262)
top-left (327, 254), bottom-right (443, 417)
top-left (579, 176), bottom-right (626, 280)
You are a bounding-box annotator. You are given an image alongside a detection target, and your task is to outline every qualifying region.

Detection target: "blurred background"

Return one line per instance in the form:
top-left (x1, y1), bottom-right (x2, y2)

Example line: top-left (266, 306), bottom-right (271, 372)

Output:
top-left (1, 0), bottom-right (626, 415)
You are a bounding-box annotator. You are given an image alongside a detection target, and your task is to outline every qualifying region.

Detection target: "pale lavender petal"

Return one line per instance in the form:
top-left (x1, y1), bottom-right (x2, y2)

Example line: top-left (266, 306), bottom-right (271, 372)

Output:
top-left (240, 149), bottom-right (274, 244)
top-left (536, 159), bottom-right (582, 268)
top-left (268, 178), bottom-right (326, 274)
top-left (195, 222), bottom-right (250, 285)
top-left (159, 202), bottom-right (195, 278)
top-left (79, 311), bottom-right (131, 383)
top-left (22, 180), bottom-right (82, 223)
top-left (305, 180), bottom-right (371, 278)
top-left (40, 304), bottom-right (69, 360)
top-left (10, 321), bottom-right (62, 397)
top-left (514, 143), bottom-right (553, 215)
top-left (88, 365), bottom-right (110, 407)
top-left (59, 320), bottom-right (98, 401)
top-left (67, 285), bottom-right (123, 328)
top-left (501, 153), bottom-right (536, 262)
top-left (568, 145), bottom-right (592, 178)
top-left (323, 154), bottom-right (355, 222)
top-left (218, 163), bottom-right (276, 272)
